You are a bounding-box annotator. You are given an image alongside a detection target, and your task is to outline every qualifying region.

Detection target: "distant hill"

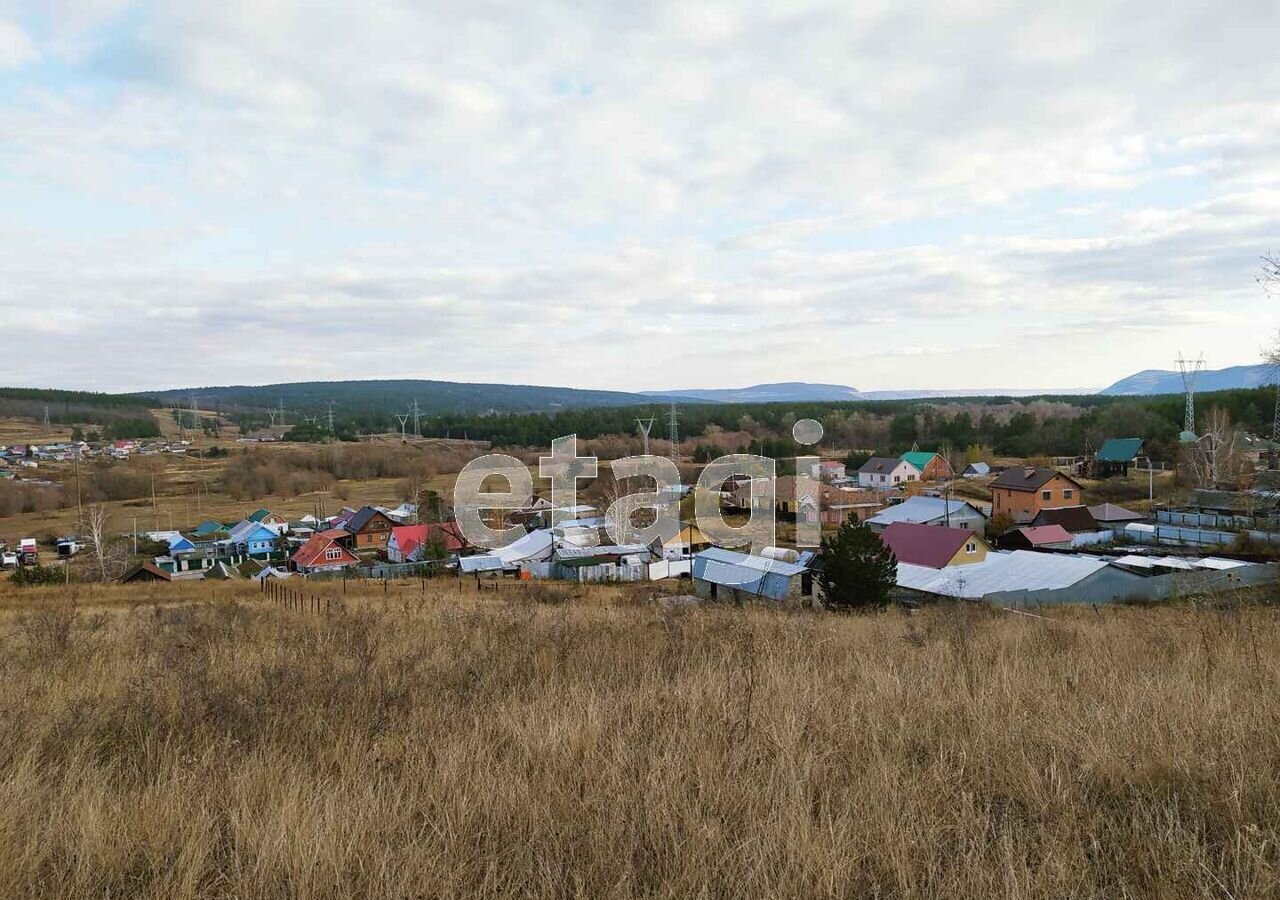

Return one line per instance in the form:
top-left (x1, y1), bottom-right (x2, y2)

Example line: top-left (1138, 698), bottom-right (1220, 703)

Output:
top-left (1101, 364), bottom-right (1275, 396)
top-left (642, 383), bottom-right (862, 403)
top-left (646, 382), bottom-right (1089, 403)
top-left (146, 379), bottom-right (685, 417)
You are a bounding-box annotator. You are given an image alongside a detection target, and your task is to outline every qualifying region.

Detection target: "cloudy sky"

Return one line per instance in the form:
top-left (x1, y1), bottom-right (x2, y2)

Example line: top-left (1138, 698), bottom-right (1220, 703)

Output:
top-left (2, 1), bottom-right (1278, 394)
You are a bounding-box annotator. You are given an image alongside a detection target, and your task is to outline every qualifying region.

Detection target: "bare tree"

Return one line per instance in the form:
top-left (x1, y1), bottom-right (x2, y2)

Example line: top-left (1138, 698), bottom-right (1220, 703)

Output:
top-left (1184, 408), bottom-right (1246, 489)
top-left (84, 504), bottom-right (127, 583)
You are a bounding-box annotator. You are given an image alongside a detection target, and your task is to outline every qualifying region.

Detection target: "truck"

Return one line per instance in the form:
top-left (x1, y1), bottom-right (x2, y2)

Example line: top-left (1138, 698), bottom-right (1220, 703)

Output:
top-left (18, 538), bottom-right (39, 566)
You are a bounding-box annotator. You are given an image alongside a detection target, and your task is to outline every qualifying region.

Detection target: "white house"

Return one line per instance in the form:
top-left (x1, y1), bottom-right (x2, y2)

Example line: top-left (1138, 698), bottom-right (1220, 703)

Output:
top-left (857, 457), bottom-right (922, 489)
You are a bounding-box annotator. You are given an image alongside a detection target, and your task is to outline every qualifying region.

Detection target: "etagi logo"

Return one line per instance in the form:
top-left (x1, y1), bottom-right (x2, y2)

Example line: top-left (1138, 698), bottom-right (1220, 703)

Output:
top-left (452, 419), bottom-right (828, 587)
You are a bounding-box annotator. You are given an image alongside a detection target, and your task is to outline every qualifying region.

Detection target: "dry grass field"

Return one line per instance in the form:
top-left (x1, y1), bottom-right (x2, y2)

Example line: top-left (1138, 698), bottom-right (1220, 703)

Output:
top-left (0, 579), bottom-right (1277, 899)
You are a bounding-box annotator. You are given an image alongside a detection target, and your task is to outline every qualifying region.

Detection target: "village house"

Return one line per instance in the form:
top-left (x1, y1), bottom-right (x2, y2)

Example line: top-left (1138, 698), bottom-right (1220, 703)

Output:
top-left (691, 547), bottom-right (815, 604)
top-left (878, 522), bottom-right (991, 568)
top-left (387, 522), bottom-right (465, 563)
top-left (990, 467), bottom-right (1084, 524)
top-left (900, 450), bottom-right (953, 481)
top-left (809, 460), bottom-right (847, 482)
top-left (857, 457), bottom-right (921, 489)
top-left (867, 496), bottom-right (989, 536)
top-left (1094, 438), bottom-right (1145, 477)
top-left (344, 506), bottom-right (398, 552)
top-left (291, 533), bottom-right (360, 575)
top-left (226, 519), bottom-right (283, 559)
top-left (998, 524), bottom-right (1075, 551)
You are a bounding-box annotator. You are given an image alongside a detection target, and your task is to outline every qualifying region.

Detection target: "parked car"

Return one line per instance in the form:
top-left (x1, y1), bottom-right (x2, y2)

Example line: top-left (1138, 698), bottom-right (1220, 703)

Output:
top-left (1, 552), bottom-right (18, 569)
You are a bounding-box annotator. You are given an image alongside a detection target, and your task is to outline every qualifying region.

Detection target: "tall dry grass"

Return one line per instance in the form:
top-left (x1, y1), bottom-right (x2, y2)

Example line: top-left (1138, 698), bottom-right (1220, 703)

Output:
top-left (0, 582), bottom-right (1277, 898)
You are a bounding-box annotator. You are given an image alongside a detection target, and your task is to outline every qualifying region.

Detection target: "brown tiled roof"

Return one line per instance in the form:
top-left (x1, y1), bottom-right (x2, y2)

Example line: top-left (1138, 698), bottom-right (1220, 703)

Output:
top-left (1030, 506), bottom-right (1099, 533)
top-left (990, 466), bottom-right (1081, 492)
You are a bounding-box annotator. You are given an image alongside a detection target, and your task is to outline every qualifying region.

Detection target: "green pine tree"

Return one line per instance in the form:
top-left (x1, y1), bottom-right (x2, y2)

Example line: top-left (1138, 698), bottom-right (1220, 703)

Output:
top-left (816, 516), bottom-right (898, 611)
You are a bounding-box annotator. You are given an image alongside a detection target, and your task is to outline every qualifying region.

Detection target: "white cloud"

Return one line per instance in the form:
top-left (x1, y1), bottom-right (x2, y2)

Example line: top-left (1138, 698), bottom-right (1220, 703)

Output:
top-left (0, 1), bottom-right (1279, 392)
top-left (0, 18), bottom-right (36, 68)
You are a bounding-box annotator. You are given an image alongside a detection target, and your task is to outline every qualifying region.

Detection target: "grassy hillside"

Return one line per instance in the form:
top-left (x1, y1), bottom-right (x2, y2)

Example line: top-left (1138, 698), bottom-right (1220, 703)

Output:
top-left (0, 388), bottom-right (160, 438)
top-left (0, 583), bottom-right (1276, 898)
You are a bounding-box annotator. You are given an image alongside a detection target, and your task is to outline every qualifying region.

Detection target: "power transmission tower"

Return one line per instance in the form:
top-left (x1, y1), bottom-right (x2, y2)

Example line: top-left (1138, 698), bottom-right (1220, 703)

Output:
top-left (277, 398), bottom-right (286, 429)
top-left (1176, 352), bottom-right (1205, 439)
top-left (636, 417), bottom-right (656, 455)
top-left (411, 398), bottom-right (422, 437)
top-left (326, 402), bottom-right (336, 433)
top-left (42, 405), bottom-right (50, 428)
top-left (394, 412), bottom-right (410, 442)
top-left (667, 402), bottom-right (680, 463)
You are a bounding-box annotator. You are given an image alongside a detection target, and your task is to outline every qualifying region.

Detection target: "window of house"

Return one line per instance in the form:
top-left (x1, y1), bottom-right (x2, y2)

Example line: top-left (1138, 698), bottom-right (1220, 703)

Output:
top-left (1064, 489), bottom-right (1073, 499)
top-left (894, 475), bottom-right (900, 483)
top-left (325, 547), bottom-right (342, 561)
top-left (966, 542), bottom-right (977, 554)
top-left (1042, 490), bottom-right (1052, 501)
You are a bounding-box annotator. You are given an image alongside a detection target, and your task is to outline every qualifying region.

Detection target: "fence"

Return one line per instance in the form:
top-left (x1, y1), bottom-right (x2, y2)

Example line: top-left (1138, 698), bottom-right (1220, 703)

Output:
top-left (260, 576), bottom-right (342, 614)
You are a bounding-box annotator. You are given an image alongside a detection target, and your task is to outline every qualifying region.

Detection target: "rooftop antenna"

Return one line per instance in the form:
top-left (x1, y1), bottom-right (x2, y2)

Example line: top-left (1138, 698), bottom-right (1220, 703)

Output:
top-left (667, 402), bottom-right (680, 464)
top-left (394, 412), bottom-right (410, 442)
top-left (1176, 352), bottom-right (1205, 440)
top-left (636, 417), bottom-right (656, 455)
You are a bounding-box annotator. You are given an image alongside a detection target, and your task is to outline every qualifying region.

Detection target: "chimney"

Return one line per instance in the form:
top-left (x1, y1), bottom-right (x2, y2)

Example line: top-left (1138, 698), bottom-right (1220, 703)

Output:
top-left (1024, 467), bottom-right (1035, 478)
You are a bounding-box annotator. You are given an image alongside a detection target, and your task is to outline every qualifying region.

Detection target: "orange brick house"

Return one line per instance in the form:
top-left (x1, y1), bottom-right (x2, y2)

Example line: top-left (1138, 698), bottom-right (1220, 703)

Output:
top-left (900, 451), bottom-right (953, 482)
top-left (990, 467), bottom-right (1085, 524)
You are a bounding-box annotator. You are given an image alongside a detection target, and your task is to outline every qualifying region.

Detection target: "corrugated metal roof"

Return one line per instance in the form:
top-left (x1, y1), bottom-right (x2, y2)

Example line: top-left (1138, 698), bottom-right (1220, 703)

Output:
top-left (692, 547), bottom-right (809, 600)
top-left (900, 451), bottom-right (939, 470)
top-left (1097, 438), bottom-right (1144, 463)
top-left (868, 496), bottom-right (985, 526)
top-left (896, 550), bottom-right (1109, 598)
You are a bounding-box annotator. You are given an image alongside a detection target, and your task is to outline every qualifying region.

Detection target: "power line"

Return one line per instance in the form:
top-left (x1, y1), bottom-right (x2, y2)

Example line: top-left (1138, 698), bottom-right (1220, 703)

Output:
top-left (636, 417), bottom-right (656, 455)
top-left (1176, 352), bottom-right (1205, 439)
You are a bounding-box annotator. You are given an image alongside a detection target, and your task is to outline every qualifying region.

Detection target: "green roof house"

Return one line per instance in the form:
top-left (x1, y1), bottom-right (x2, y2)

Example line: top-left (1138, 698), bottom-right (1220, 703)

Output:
top-left (898, 450), bottom-right (953, 481)
top-left (1095, 438), bottom-right (1145, 476)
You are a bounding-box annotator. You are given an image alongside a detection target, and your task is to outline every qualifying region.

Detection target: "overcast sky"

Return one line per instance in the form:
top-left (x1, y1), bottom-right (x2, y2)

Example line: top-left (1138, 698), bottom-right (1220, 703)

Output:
top-left (2, 1), bottom-right (1278, 394)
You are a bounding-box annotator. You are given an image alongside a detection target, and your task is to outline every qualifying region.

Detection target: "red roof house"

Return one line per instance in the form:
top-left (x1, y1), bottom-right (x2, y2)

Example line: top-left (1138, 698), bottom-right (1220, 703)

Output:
top-left (291, 534), bottom-right (360, 575)
top-left (879, 521), bottom-right (991, 569)
top-left (387, 522), bottom-right (465, 563)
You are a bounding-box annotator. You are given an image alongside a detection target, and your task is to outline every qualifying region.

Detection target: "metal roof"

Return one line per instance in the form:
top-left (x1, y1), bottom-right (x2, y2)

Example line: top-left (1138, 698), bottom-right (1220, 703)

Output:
top-left (900, 451), bottom-right (939, 470)
top-left (692, 547), bottom-right (809, 600)
top-left (1097, 438), bottom-right (1145, 463)
top-left (896, 550), bottom-right (1110, 599)
top-left (868, 496), bottom-right (985, 526)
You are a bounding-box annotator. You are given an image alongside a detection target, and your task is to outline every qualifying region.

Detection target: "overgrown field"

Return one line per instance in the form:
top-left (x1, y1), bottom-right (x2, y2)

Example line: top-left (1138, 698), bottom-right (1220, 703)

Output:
top-left (0, 583), bottom-right (1277, 898)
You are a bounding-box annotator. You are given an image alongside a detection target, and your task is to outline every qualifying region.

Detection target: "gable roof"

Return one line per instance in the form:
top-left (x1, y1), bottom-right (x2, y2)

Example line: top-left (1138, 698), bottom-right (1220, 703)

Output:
top-left (292, 534), bottom-right (359, 569)
top-left (895, 550), bottom-right (1112, 599)
top-left (1097, 438), bottom-right (1145, 463)
top-left (389, 522), bottom-right (465, 557)
top-left (859, 456), bottom-right (916, 475)
top-left (1030, 506), bottom-right (1099, 534)
top-left (120, 560), bottom-right (172, 583)
top-left (879, 522), bottom-right (984, 569)
top-left (900, 451), bottom-right (939, 471)
top-left (227, 519), bottom-right (279, 544)
top-left (692, 547), bottom-right (810, 600)
top-left (191, 519), bottom-right (229, 537)
top-left (345, 506), bottom-right (396, 534)
top-left (868, 496), bottom-right (987, 527)
top-left (1009, 524), bottom-right (1073, 546)
top-left (247, 508), bottom-right (272, 522)
top-left (1088, 503), bottom-right (1145, 523)
top-left (963, 462), bottom-right (991, 476)
top-left (990, 466), bottom-right (1081, 492)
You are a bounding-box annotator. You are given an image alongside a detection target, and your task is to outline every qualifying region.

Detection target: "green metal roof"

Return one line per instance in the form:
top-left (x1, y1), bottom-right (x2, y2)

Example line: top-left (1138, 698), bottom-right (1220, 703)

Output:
top-left (247, 508), bottom-right (272, 522)
top-left (1097, 437), bottom-right (1144, 462)
top-left (899, 451), bottom-right (938, 470)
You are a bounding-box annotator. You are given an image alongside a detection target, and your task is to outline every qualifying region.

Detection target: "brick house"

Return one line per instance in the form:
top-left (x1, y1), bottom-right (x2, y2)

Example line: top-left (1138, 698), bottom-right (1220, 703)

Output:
top-left (990, 467), bottom-right (1085, 524)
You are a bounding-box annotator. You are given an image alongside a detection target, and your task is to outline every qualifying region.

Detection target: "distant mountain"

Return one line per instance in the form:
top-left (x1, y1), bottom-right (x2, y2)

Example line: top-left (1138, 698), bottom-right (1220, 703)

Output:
top-left (646, 382), bottom-right (1089, 403)
top-left (642, 382), bottom-right (862, 403)
top-left (147, 379), bottom-right (686, 417)
top-left (1101, 364), bottom-right (1275, 396)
